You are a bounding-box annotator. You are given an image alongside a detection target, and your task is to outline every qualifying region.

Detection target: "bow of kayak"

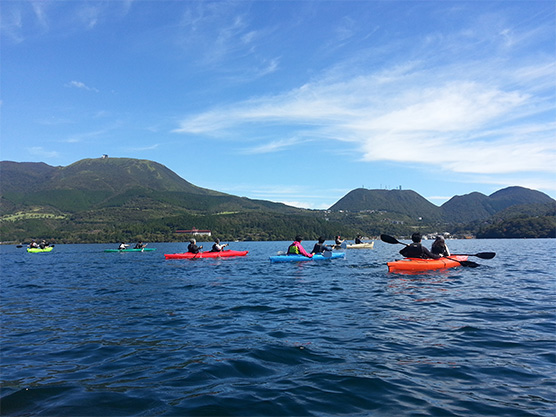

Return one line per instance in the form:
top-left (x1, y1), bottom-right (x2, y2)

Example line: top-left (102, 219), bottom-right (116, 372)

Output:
top-left (269, 252), bottom-right (345, 262)
top-left (164, 250), bottom-right (248, 259)
top-left (387, 256), bottom-right (468, 272)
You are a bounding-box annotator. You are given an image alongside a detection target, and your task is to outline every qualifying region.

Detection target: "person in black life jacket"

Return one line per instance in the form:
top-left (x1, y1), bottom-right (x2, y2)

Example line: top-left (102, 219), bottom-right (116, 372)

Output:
top-left (399, 233), bottom-right (441, 259)
top-left (354, 235), bottom-right (363, 244)
top-left (187, 239), bottom-right (203, 254)
top-left (431, 235), bottom-right (450, 257)
top-left (211, 238), bottom-right (228, 252)
top-left (311, 236), bottom-right (333, 254)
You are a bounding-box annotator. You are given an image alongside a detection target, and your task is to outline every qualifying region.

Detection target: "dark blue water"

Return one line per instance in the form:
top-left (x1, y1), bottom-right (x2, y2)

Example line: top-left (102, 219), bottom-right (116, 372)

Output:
top-left (1, 239), bottom-right (555, 416)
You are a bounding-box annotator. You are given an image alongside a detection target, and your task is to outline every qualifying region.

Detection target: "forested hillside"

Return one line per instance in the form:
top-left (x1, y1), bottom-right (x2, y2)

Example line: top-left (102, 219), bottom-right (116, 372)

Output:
top-left (1, 158), bottom-right (554, 243)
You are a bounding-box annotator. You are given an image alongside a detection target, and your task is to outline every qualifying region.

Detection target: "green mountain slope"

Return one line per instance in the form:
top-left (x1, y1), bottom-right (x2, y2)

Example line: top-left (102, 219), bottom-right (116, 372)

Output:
top-left (441, 187), bottom-right (555, 223)
top-left (0, 161), bottom-right (57, 193)
top-left (0, 158), bottom-right (303, 215)
top-left (1, 158), bottom-right (223, 194)
top-left (489, 186), bottom-right (554, 210)
top-left (440, 192), bottom-right (495, 223)
top-left (0, 157), bottom-right (319, 242)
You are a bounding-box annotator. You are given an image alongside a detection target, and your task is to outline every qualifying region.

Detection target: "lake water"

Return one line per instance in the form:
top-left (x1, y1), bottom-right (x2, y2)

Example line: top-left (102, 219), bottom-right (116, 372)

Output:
top-left (1, 239), bottom-right (555, 416)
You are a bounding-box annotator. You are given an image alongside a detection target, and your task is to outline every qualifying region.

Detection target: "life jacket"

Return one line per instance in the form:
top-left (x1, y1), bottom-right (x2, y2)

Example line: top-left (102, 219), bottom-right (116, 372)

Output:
top-left (400, 243), bottom-right (425, 258)
top-left (288, 242), bottom-right (301, 254)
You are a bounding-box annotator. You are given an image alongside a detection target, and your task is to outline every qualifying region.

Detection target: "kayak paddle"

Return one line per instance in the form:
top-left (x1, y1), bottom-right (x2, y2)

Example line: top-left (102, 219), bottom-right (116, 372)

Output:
top-left (380, 234), bottom-right (407, 246)
top-left (445, 257), bottom-right (480, 268)
top-left (452, 252), bottom-right (496, 259)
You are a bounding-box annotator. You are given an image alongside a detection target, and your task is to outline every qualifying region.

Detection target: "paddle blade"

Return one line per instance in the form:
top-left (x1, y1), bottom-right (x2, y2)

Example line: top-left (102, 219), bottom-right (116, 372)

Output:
top-left (459, 260), bottom-right (480, 268)
top-left (475, 252), bottom-right (496, 259)
top-left (340, 241), bottom-right (348, 249)
top-left (380, 234), bottom-right (400, 245)
top-left (322, 250), bottom-right (332, 258)
top-left (452, 252), bottom-right (496, 259)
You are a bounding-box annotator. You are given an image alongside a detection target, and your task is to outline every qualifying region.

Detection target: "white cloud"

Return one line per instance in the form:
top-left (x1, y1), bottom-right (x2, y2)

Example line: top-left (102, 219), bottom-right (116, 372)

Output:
top-left (31, 1), bottom-right (49, 30)
top-left (242, 137), bottom-right (303, 154)
top-left (126, 144), bottom-right (160, 152)
top-left (0, 6), bottom-right (24, 43)
top-left (174, 51), bottom-right (555, 177)
top-left (65, 127), bottom-right (111, 143)
top-left (1, 1), bottom-right (135, 44)
top-left (28, 146), bottom-right (59, 159)
top-left (66, 80), bottom-right (99, 92)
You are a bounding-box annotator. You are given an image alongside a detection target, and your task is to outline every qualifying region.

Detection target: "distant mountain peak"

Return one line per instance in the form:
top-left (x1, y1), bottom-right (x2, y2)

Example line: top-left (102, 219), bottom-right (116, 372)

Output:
top-left (329, 188), bottom-right (443, 221)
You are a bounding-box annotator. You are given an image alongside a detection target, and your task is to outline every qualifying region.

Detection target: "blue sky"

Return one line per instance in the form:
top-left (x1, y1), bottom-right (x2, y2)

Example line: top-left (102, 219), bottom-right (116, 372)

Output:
top-left (2, 0), bottom-right (555, 209)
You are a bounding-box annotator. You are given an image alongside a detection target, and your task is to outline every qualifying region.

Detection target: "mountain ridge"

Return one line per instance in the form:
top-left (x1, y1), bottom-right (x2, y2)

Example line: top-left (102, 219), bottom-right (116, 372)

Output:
top-left (331, 186), bottom-right (555, 223)
top-left (1, 157), bottom-right (554, 242)
top-left (329, 188), bottom-right (444, 221)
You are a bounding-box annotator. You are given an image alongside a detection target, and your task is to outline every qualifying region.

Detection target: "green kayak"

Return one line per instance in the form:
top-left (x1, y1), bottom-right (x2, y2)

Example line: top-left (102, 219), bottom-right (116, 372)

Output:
top-left (104, 248), bottom-right (156, 252)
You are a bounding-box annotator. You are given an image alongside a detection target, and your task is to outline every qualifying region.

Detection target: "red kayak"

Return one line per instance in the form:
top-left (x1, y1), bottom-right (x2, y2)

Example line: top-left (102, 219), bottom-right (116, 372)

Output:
top-left (387, 256), bottom-right (468, 273)
top-left (164, 250), bottom-right (248, 259)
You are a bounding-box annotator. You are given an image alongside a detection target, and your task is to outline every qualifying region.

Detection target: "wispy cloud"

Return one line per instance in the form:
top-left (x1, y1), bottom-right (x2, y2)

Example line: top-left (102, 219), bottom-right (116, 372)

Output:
top-left (242, 137), bottom-right (304, 154)
top-left (175, 2), bottom-right (280, 80)
top-left (126, 144), bottom-right (160, 152)
top-left (1, 1), bottom-right (135, 43)
top-left (174, 19), bottom-right (555, 180)
top-left (31, 1), bottom-right (49, 30)
top-left (65, 127), bottom-right (112, 143)
top-left (28, 146), bottom-right (59, 159)
top-left (178, 3), bottom-right (254, 65)
top-left (1, 5), bottom-right (24, 43)
top-left (66, 80), bottom-right (99, 92)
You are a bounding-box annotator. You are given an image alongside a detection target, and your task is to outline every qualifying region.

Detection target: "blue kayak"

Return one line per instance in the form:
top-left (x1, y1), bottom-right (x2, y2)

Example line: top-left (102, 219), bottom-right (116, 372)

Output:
top-left (269, 252), bottom-right (345, 263)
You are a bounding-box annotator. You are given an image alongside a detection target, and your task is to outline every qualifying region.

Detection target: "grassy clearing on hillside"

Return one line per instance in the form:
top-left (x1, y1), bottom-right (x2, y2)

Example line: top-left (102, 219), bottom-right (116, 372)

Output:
top-left (0, 211), bottom-right (67, 222)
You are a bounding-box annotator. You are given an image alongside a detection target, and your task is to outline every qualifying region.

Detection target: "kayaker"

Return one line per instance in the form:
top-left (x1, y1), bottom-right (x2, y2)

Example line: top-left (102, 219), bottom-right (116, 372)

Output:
top-left (118, 242), bottom-right (129, 250)
top-left (335, 235), bottom-right (344, 246)
top-left (134, 241), bottom-right (146, 249)
top-left (311, 236), bottom-right (333, 254)
top-left (187, 238), bottom-right (203, 254)
top-left (39, 240), bottom-right (48, 249)
top-left (288, 235), bottom-right (313, 258)
top-left (399, 233), bottom-right (440, 259)
top-left (354, 235), bottom-right (363, 244)
top-left (431, 235), bottom-right (450, 257)
top-left (211, 238), bottom-right (228, 252)
top-left (29, 240), bottom-right (39, 249)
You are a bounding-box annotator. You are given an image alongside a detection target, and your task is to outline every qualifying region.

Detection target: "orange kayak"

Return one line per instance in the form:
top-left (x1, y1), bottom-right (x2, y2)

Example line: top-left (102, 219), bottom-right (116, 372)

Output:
top-left (387, 256), bottom-right (468, 273)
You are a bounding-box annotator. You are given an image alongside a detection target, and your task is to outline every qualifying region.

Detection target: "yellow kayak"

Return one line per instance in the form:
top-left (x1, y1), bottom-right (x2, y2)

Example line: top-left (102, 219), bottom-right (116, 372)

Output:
top-left (27, 247), bottom-right (54, 253)
top-left (346, 242), bottom-right (374, 249)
